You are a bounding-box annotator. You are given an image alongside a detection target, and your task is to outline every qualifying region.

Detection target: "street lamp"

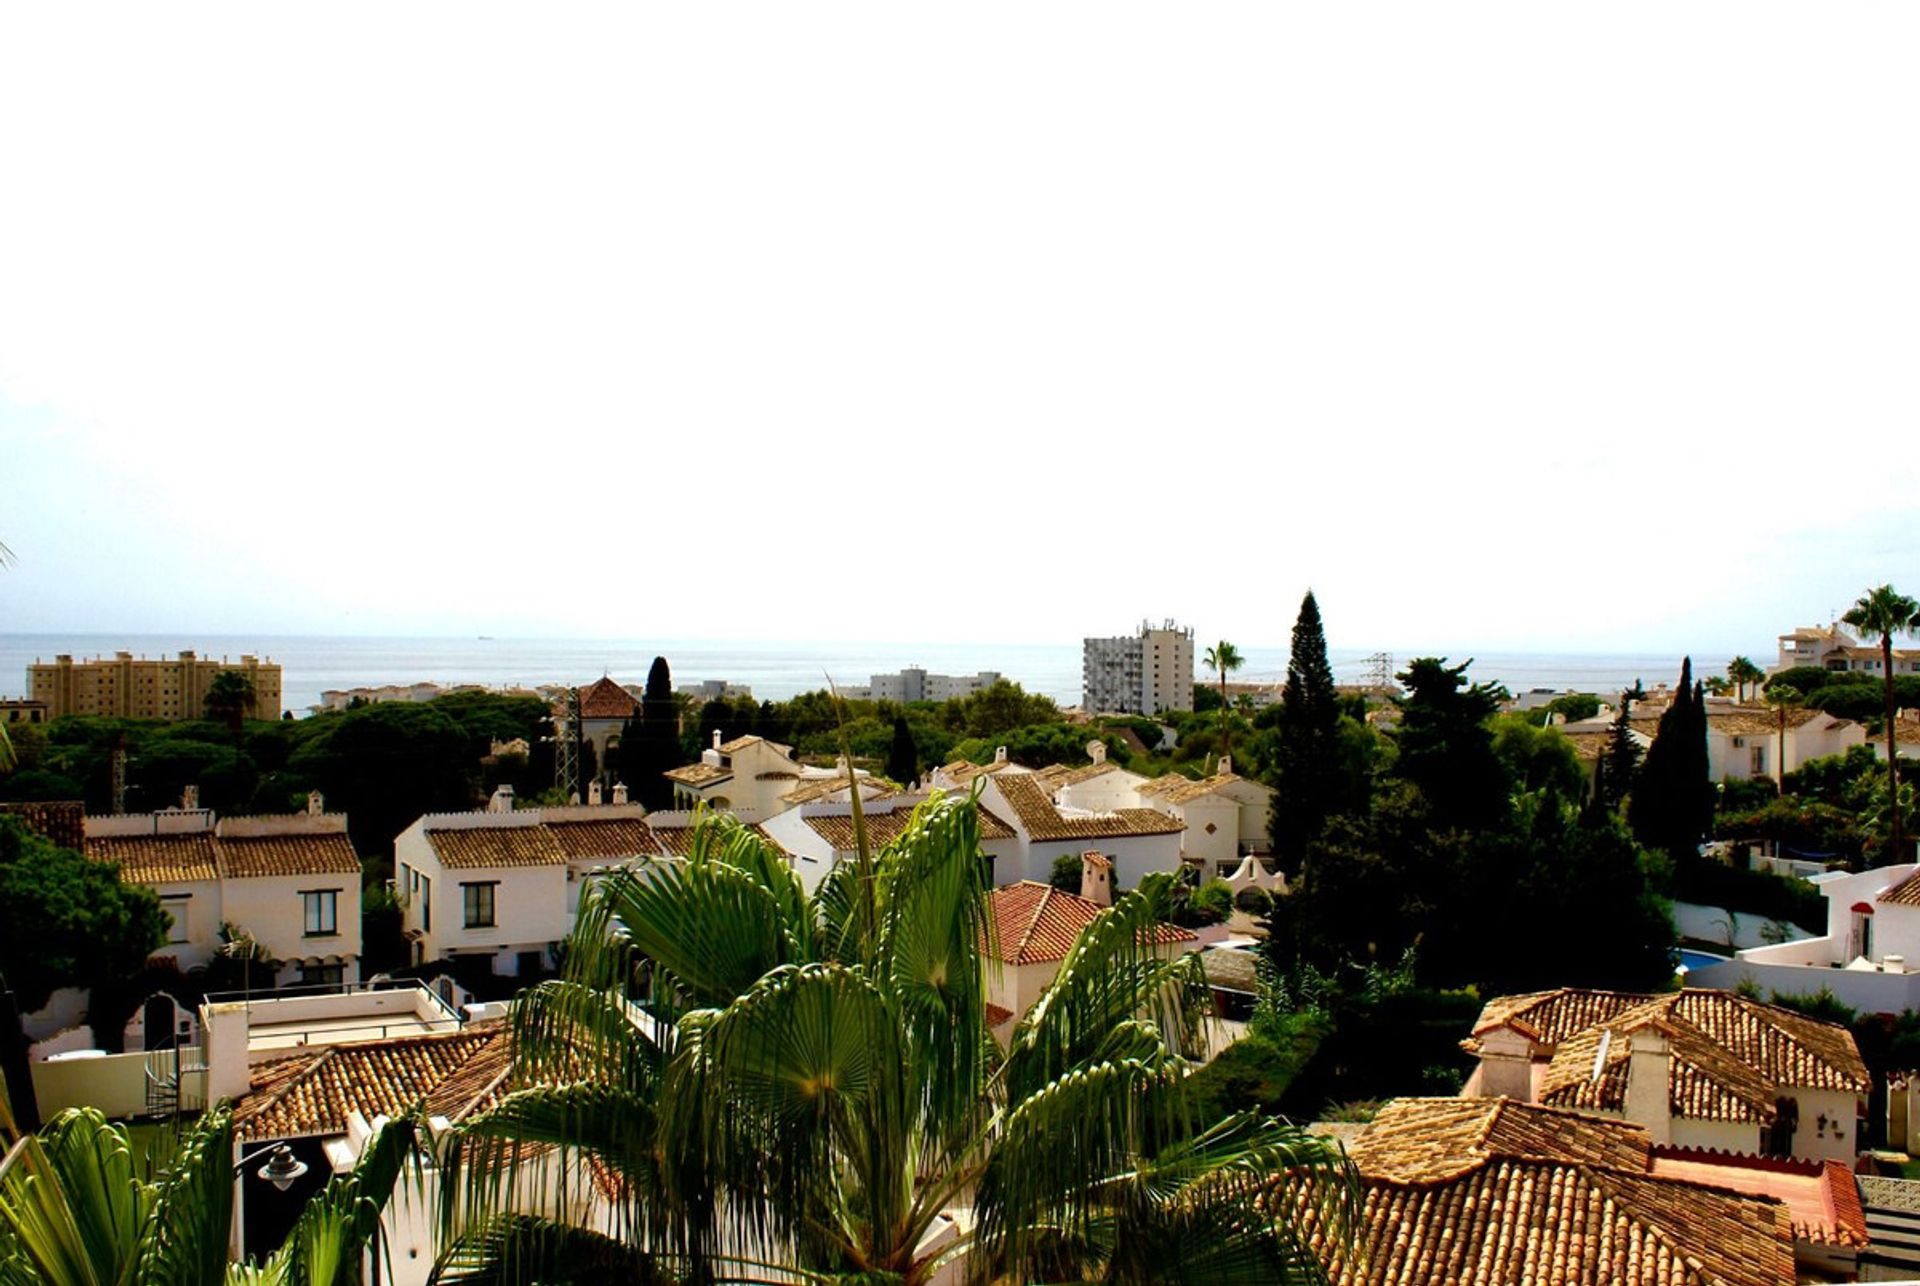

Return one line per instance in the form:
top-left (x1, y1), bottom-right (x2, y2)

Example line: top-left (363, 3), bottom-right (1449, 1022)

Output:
top-left (235, 1143), bottom-right (309, 1192)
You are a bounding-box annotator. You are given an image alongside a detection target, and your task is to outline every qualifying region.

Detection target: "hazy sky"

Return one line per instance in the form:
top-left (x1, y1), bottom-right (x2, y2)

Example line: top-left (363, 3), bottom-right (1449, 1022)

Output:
top-left (2, 4), bottom-right (1915, 656)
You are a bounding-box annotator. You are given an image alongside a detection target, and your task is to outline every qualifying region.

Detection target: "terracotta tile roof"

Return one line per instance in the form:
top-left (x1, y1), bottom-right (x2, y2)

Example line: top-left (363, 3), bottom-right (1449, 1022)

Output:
top-left (574, 676), bottom-right (640, 720)
top-left (663, 762), bottom-right (732, 788)
top-left (983, 881), bottom-right (1195, 966)
top-left (803, 804), bottom-right (1015, 853)
top-left (754, 771), bottom-right (799, 781)
top-left (0, 801), bottom-right (86, 851)
top-left (718, 735), bottom-right (791, 755)
top-left (1470, 989), bottom-right (1674, 1051)
top-left (1061, 761), bottom-right (1131, 786)
top-left (545, 818), bottom-right (657, 862)
top-left (991, 774), bottom-right (1183, 842)
top-left (235, 1025), bottom-right (511, 1141)
top-left (217, 832), bottom-right (360, 879)
top-left (1136, 772), bottom-right (1256, 805)
top-left (1201, 947), bottom-right (1261, 993)
top-left (1709, 707), bottom-right (1830, 738)
top-left (985, 1003), bottom-right (1015, 1028)
top-left (1649, 1147), bottom-right (1869, 1248)
top-left (1878, 867), bottom-right (1920, 907)
top-left (1517, 990), bottom-right (1868, 1124)
top-left (86, 833), bottom-right (219, 884)
top-left (1351, 1098), bottom-right (1655, 1184)
top-left (781, 775), bottom-right (896, 805)
top-left (1029, 765), bottom-right (1072, 791)
top-left (1293, 1097), bottom-right (1799, 1286)
top-left (425, 825), bottom-right (568, 870)
top-left (938, 759), bottom-right (1018, 786)
top-left (643, 821), bottom-right (770, 857)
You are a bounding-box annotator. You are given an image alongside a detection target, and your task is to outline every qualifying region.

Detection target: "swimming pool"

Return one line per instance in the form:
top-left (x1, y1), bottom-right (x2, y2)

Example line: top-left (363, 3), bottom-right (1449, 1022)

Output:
top-left (1678, 949), bottom-right (1730, 972)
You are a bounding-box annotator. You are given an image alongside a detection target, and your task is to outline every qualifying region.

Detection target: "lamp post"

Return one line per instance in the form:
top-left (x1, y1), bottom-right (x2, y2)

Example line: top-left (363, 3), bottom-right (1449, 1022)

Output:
top-left (235, 1142), bottom-right (309, 1191)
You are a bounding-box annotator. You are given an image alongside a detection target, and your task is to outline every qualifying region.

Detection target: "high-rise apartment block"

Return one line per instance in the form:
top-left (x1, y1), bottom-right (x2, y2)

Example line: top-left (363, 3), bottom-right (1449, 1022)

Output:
top-left (28, 651), bottom-right (284, 720)
top-left (1082, 621), bottom-right (1194, 714)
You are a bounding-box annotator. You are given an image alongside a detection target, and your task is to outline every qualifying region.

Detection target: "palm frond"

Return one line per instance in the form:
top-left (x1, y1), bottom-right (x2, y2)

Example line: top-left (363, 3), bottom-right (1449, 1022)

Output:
top-left (0, 1108), bottom-right (147, 1286)
top-left (432, 1215), bottom-right (675, 1284)
top-left (1003, 873), bottom-right (1211, 1102)
top-left (136, 1107), bottom-right (235, 1286)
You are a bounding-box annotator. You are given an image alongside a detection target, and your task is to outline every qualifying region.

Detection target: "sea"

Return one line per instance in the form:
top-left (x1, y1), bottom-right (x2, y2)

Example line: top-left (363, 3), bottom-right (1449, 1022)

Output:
top-left (0, 634), bottom-right (1733, 717)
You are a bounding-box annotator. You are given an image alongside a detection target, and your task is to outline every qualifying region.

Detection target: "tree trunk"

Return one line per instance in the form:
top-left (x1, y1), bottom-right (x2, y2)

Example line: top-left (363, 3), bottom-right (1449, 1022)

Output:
top-left (1777, 707), bottom-right (1787, 798)
top-left (1888, 633), bottom-right (1905, 862)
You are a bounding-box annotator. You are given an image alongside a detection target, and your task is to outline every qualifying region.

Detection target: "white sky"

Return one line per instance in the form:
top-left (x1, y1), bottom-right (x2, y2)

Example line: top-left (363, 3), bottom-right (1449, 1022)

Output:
top-left (1, 3), bottom-right (1916, 655)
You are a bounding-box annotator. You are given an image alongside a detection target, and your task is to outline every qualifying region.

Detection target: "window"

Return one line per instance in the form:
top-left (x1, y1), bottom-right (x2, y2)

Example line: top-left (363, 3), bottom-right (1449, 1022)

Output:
top-left (302, 889), bottom-right (339, 937)
top-left (161, 894), bottom-right (191, 945)
top-left (298, 962), bottom-right (344, 988)
top-left (462, 882), bottom-right (498, 929)
top-left (421, 875), bottom-right (431, 931)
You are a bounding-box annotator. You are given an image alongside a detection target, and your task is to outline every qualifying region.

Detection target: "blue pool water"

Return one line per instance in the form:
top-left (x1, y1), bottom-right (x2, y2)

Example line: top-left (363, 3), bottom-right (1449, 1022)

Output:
top-left (1678, 949), bottom-right (1730, 972)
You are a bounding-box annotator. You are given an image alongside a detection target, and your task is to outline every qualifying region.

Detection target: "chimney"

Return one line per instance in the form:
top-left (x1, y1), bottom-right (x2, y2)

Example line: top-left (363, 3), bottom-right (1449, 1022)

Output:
top-left (612, 782), bottom-right (629, 805)
top-left (487, 785), bottom-right (515, 814)
top-left (200, 1002), bottom-right (252, 1102)
top-left (1218, 755), bottom-right (1233, 777)
top-left (712, 730), bottom-right (722, 751)
top-left (180, 784), bottom-right (199, 811)
top-left (1624, 1024), bottom-right (1672, 1144)
top-left (1079, 851), bottom-right (1112, 907)
top-left (1474, 1025), bottom-right (1536, 1101)
top-left (994, 746), bottom-right (1008, 764)
top-left (1087, 741), bottom-right (1107, 765)
top-left (306, 791), bottom-right (324, 817)
top-left (587, 780), bottom-right (603, 806)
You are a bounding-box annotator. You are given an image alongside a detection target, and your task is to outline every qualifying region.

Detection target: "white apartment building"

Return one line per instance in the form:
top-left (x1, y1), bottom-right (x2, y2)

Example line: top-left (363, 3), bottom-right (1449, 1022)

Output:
top-left (83, 800), bottom-right (364, 989)
top-left (846, 668), bottom-right (1003, 703)
top-left (1776, 623), bottom-right (1920, 676)
top-left (1082, 620), bottom-right (1194, 714)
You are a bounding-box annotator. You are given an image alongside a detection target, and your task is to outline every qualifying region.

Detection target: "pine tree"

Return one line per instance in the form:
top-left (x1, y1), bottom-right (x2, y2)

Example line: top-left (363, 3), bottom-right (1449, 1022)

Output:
top-left (1272, 591), bottom-right (1344, 874)
top-left (1599, 681), bottom-right (1644, 813)
top-left (886, 715), bottom-right (918, 786)
top-left (1628, 659), bottom-right (1712, 863)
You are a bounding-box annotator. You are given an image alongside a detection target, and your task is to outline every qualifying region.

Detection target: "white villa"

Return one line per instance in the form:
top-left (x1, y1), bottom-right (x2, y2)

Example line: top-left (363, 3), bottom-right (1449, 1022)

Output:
top-left (664, 732), bottom-right (881, 823)
top-left (1463, 988), bottom-right (1869, 1165)
top-left (394, 798), bottom-right (677, 976)
top-left (1776, 623), bottom-right (1920, 676)
top-left (83, 799), bottom-right (364, 990)
top-left (1561, 701), bottom-right (1866, 786)
top-left (1689, 863), bottom-right (1920, 1013)
top-left (981, 860), bottom-right (1197, 1040)
top-left (759, 792), bottom-right (1022, 892)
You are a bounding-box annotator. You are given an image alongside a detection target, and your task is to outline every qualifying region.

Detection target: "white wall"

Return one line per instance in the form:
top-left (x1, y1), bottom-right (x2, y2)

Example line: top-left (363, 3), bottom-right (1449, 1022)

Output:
top-left (1669, 1119), bottom-right (1759, 1156)
top-left (151, 878), bottom-right (221, 970)
top-left (221, 873), bottom-right (362, 981)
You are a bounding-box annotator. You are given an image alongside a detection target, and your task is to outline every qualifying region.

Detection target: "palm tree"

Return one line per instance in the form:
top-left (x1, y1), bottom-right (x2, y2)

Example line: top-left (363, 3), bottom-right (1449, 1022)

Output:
top-left (1764, 684), bottom-right (1802, 798)
top-left (204, 670), bottom-right (258, 734)
top-left (0, 543), bottom-right (12, 775)
top-left (1203, 641), bottom-right (1245, 766)
top-left (1843, 585), bottom-right (1920, 861)
top-left (435, 799), bottom-right (1352, 1283)
top-left (1727, 656), bottom-right (1764, 704)
top-left (0, 1098), bottom-right (418, 1284)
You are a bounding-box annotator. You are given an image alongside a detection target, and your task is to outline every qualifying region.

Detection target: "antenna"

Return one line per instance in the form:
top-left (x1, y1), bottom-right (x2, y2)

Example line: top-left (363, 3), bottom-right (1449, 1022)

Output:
top-left (1364, 652), bottom-right (1394, 692)
top-left (550, 687), bottom-right (581, 804)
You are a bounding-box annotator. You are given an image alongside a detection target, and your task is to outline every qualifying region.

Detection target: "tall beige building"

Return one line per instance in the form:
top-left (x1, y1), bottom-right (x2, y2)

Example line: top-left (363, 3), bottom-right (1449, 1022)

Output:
top-left (29, 651), bottom-right (284, 720)
top-left (1082, 620), bottom-right (1194, 715)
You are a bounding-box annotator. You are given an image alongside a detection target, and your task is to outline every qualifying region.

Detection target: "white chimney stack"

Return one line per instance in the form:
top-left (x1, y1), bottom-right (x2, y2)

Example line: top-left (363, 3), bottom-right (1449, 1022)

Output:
top-left (1218, 755), bottom-right (1233, 777)
top-left (487, 785), bottom-right (515, 814)
top-left (1079, 851), bottom-right (1112, 907)
top-left (995, 746), bottom-right (1008, 764)
top-left (1624, 1024), bottom-right (1673, 1144)
top-left (612, 782), bottom-right (629, 805)
top-left (588, 780), bottom-right (603, 806)
top-left (1088, 741), bottom-right (1107, 765)
top-left (712, 730), bottom-right (723, 750)
top-left (181, 785), bottom-right (199, 811)
top-left (307, 791), bottom-right (324, 817)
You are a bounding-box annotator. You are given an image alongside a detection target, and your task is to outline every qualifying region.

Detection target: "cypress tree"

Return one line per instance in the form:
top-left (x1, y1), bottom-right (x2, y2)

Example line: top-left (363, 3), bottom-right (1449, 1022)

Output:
top-left (1272, 590), bottom-right (1345, 875)
top-left (1628, 658), bottom-right (1712, 863)
top-left (886, 715), bottom-right (918, 786)
top-left (636, 656), bottom-right (678, 808)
